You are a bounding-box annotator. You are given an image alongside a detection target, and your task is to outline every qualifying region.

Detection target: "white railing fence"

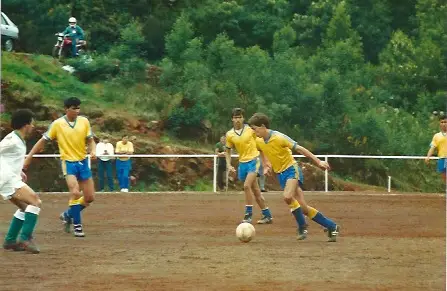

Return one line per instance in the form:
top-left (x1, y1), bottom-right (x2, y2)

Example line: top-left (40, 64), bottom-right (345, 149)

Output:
top-left (27, 154), bottom-right (442, 193)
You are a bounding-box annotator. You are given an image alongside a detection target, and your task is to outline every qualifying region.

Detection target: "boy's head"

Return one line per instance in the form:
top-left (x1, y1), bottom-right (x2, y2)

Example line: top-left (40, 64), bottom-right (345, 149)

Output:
top-left (248, 113), bottom-right (270, 138)
top-left (122, 135), bottom-right (129, 143)
top-left (64, 97), bottom-right (81, 119)
top-left (440, 114), bottom-right (447, 132)
top-left (231, 108), bottom-right (245, 130)
top-left (11, 109), bottom-right (34, 136)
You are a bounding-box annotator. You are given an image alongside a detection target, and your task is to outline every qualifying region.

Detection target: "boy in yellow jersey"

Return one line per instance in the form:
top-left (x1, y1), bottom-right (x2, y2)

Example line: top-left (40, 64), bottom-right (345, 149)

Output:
top-left (425, 115), bottom-right (447, 184)
top-left (115, 135), bottom-right (134, 192)
top-left (2, 109), bottom-right (41, 253)
top-left (225, 108), bottom-right (273, 224)
top-left (24, 97), bottom-right (96, 237)
top-left (248, 113), bottom-right (340, 242)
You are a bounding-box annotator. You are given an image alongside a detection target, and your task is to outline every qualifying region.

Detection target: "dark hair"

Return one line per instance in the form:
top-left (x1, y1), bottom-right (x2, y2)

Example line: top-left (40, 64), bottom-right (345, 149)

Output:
top-left (122, 134), bottom-right (129, 138)
top-left (232, 108), bottom-right (244, 117)
top-left (440, 114), bottom-right (447, 120)
top-left (248, 113), bottom-right (270, 129)
top-left (11, 109), bottom-right (34, 130)
top-left (64, 97), bottom-right (81, 108)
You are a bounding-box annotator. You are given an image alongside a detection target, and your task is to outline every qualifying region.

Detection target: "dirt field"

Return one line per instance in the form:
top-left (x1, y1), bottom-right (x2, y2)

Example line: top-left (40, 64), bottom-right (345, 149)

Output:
top-left (0, 191), bottom-right (445, 291)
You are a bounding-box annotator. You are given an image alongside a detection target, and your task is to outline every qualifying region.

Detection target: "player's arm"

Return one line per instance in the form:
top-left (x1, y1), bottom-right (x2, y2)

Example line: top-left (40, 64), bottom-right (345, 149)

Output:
top-left (425, 136), bottom-right (437, 165)
top-left (128, 142), bottom-right (134, 154)
top-left (23, 137), bottom-right (47, 170)
top-left (259, 150), bottom-right (272, 176)
top-left (293, 144), bottom-right (330, 171)
top-left (87, 137), bottom-right (96, 160)
top-left (225, 135), bottom-right (235, 173)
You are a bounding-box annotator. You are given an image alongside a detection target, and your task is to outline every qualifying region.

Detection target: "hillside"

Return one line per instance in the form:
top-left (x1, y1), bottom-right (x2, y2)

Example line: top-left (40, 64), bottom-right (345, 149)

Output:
top-left (1, 52), bottom-right (407, 193)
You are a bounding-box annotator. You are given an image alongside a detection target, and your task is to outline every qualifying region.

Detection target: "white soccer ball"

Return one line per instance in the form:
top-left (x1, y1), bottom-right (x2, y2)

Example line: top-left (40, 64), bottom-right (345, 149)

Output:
top-left (236, 222), bottom-right (255, 243)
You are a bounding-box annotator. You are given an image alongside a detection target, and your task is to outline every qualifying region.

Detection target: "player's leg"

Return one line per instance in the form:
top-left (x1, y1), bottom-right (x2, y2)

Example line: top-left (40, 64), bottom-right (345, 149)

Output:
top-left (10, 185), bottom-right (41, 253)
top-left (248, 173), bottom-right (273, 224)
top-left (70, 159), bottom-right (95, 237)
top-left (3, 197), bottom-right (27, 250)
top-left (294, 186), bottom-right (340, 242)
top-left (61, 174), bottom-right (85, 236)
top-left (106, 160), bottom-right (115, 191)
top-left (122, 160), bottom-right (131, 191)
top-left (217, 166), bottom-right (224, 191)
top-left (251, 159), bottom-right (273, 223)
top-left (437, 158), bottom-right (446, 185)
top-left (98, 160), bottom-right (105, 191)
top-left (116, 160), bottom-right (125, 191)
top-left (259, 174), bottom-right (266, 192)
top-left (238, 161), bottom-right (254, 223)
top-left (283, 178), bottom-right (307, 240)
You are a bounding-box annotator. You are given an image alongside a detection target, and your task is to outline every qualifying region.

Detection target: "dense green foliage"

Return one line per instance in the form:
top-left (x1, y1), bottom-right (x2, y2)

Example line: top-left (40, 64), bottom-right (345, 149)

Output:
top-left (2, 0), bottom-right (447, 191)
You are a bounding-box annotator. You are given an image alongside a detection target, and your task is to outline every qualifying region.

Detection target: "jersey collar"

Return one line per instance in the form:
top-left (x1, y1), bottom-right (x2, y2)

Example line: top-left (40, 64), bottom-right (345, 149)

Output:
top-left (233, 124), bottom-right (246, 136)
top-left (63, 115), bottom-right (77, 128)
top-left (263, 130), bottom-right (273, 143)
top-left (13, 130), bottom-right (26, 145)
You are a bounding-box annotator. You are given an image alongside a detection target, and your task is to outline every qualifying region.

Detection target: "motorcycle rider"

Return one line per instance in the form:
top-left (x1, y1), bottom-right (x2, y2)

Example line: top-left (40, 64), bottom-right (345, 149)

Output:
top-left (62, 17), bottom-right (85, 57)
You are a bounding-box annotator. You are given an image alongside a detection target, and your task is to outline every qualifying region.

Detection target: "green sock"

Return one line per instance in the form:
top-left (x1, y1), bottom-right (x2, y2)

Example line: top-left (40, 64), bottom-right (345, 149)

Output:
top-left (20, 206), bottom-right (40, 241)
top-left (5, 210), bottom-right (25, 242)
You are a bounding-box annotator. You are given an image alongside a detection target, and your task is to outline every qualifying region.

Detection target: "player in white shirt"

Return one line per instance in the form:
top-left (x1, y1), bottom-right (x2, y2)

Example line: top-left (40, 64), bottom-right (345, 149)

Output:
top-left (1, 109), bottom-right (41, 254)
top-left (96, 137), bottom-right (115, 191)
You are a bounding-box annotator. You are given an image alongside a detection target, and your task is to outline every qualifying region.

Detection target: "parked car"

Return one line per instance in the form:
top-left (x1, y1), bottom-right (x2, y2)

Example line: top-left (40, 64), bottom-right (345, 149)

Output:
top-left (1, 12), bottom-right (19, 52)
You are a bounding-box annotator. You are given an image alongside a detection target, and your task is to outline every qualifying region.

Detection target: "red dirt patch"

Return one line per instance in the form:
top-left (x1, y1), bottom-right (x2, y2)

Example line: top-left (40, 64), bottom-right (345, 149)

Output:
top-left (0, 192), bottom-right (445, 291)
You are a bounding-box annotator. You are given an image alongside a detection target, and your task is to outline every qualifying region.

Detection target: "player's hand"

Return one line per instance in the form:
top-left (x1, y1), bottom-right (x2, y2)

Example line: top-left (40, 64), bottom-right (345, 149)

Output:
top-left (229, 166), bottom-right (236, 174)
top-left (424, 157), bottom-right (430, 165)
top-left (263, 165), bottom-right (272, 176)
top-left (90, 153), bottom-right (97, 160)
top-left (318, 160), bottom-right (331, 171)
top-left (21, 171), bottom-right (27, 182)
top-left (23, 159), bottom-right (31, 171)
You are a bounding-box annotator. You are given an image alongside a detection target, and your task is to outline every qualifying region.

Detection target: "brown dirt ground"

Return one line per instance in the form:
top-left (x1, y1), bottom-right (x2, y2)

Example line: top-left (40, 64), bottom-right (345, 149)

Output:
top-left (0, 192), bottom-right (445, 291)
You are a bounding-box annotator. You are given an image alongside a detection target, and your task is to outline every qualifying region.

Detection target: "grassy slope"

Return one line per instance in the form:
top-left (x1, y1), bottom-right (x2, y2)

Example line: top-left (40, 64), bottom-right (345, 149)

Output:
top-left (0, 52), bottom-right (215, 153)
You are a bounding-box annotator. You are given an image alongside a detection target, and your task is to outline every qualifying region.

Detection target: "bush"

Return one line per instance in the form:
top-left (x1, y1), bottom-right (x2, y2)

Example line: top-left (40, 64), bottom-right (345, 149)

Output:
top-left (66, 54), bottom-right (119, 82)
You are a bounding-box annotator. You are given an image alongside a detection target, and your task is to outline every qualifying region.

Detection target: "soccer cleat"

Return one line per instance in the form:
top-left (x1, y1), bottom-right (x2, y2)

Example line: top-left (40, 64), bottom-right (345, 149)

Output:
top-left (59, 213), bottom-right (72, 233)
top-left (3, 240), bottom-right (21, 251)
top-left (257, 216), bottom-right (273, 224)
top-left (74, 230), bottom-right (85, 237)
top-left (73, 224), bottom-right (85, 237)
top-left (297, 226), bottom-right (308, 241)
top-left (16, 239), bottom-right (40, 254)
top-left (326, 225), bottom-right (340, 242)
top-left (241, 213), bottom-right (252, 223)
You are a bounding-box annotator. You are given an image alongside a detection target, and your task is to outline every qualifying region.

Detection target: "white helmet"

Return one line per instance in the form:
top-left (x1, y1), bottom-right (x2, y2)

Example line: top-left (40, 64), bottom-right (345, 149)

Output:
top-left (69, 17), bottom-right (77, 24)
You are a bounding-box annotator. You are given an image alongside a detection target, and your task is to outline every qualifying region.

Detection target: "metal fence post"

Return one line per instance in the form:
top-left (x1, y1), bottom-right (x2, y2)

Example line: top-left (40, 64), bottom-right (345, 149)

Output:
top-left (213, 156), bottom-right (217, 193)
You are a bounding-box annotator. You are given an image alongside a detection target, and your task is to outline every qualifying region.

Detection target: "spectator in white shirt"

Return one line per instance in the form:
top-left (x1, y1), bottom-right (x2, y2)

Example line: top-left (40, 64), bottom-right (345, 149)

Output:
top-left (96, 137), bottom-right (115, 191)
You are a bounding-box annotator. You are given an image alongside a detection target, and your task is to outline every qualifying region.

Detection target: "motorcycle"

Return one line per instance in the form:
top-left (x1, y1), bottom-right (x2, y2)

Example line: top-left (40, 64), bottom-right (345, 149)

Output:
top-left (52, 32), bottom-right (87, 59)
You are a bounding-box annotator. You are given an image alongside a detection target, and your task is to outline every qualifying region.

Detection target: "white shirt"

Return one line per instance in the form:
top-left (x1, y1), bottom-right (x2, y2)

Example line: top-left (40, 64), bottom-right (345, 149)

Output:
top-left (0, 131), bottom-right (26, 185)
top-left (96, 142), bottom-right (115, 161)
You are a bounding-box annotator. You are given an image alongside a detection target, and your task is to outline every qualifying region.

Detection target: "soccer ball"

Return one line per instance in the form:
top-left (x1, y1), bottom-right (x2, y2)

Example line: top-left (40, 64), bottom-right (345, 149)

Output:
top-left (236, 222), bottom-right (255, 243)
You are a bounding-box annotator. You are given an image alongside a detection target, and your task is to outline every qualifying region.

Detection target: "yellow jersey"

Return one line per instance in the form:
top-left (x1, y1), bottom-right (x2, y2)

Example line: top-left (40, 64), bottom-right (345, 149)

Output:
top-left (255, 130), bottom-right (298, 173)
top-left (116, 141), bottom-right (134, 161)
top-left (430, 132), bottom-right (447, 157)
top-left (225, 125), bottom-right (259, 162)
top-left (43, 115), bottom-right (93, 161)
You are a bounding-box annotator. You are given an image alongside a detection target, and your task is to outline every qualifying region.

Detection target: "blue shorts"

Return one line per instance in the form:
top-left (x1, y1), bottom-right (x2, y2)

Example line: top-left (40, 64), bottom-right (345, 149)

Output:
top-left (277, 163), bottom-right (304, 190)
top-left (437, 158), bottom-right (446, 173)
top-left (62, 158), bottom-right (92, 181)
top-left (238, 157), bottom-right (261, 182)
